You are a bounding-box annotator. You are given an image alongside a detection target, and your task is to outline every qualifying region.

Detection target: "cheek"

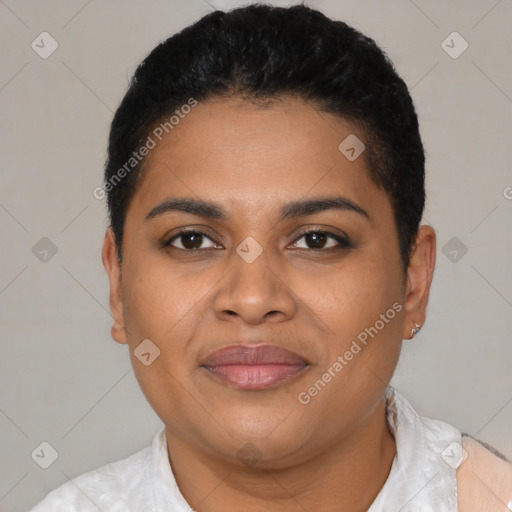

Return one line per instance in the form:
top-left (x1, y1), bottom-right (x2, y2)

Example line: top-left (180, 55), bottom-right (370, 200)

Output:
top-left (121, 256), bottom-right (210, 342)
top-left (121, 263), bottom-right (205, 426)
top-left (295, 257), bottom-right (403, 338)
top-left (292, 264), bottom-right (403, 427)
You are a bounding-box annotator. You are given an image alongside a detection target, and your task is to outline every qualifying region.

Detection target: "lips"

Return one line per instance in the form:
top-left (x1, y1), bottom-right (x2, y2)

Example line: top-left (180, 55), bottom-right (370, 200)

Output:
top-left (200, 344), bottom-right (309, 390)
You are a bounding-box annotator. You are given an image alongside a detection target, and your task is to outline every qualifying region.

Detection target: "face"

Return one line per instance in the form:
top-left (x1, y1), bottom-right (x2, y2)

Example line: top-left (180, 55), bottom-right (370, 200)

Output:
top-left (103, 96), bottom-right (435, 469)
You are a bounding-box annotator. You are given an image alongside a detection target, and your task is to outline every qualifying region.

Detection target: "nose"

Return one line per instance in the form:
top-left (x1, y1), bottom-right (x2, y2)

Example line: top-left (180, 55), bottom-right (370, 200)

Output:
top-left (212, 246), bottom-right (297, 325)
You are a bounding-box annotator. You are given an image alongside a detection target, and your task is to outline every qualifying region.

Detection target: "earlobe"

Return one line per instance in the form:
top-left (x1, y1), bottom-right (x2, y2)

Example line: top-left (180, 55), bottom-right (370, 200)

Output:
top-left (402, 225), bottom-right (436, 340)
top-left (101, 228), bottom-right (128, 345)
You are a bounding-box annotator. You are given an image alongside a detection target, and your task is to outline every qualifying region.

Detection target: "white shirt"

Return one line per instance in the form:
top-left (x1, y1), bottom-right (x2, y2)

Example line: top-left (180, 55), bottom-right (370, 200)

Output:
top-left (28, 387), bottom-right (507, 511)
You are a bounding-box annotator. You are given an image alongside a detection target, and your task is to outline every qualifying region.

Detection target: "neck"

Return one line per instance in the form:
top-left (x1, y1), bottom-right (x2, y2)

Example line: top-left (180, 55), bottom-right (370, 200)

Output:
top-left (166, 395), bottom-right (396, 512)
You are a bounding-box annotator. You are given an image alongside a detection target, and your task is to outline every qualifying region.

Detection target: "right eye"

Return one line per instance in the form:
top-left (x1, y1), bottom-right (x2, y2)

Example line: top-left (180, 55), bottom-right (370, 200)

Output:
top-left (163, 230), bottom-right (221, 251)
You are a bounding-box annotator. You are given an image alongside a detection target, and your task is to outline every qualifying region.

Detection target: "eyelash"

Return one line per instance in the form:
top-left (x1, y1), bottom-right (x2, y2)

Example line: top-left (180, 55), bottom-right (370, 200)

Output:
top-left (162, 229), bottom-right (352, 252)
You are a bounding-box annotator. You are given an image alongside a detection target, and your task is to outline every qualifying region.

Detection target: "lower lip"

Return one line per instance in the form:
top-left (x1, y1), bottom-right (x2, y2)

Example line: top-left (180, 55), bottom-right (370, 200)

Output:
top-left (202, 364), bottom-right (308, 390)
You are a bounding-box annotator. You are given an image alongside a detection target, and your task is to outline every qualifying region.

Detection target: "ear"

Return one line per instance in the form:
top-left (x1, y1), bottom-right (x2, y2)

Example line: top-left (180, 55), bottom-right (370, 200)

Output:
top-left (402, 225), bottom-right (436, 340)
top-left (101, 227), bottom-right (127, 344)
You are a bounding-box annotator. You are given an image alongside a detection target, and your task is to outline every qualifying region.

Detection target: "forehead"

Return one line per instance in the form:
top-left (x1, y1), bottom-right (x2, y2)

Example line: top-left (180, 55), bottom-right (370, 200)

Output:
top-left (128, 96), bottom-right (388, 222)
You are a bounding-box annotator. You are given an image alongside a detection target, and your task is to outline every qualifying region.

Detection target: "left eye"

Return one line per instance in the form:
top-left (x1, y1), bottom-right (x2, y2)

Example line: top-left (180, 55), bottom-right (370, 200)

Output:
top-left (291, 231), bottom-right (349, 250)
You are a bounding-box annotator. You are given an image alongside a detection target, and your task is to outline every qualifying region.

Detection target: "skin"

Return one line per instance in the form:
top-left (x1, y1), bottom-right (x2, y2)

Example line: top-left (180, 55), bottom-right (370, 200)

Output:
top-left (102, 96), bottom-right (436, 512)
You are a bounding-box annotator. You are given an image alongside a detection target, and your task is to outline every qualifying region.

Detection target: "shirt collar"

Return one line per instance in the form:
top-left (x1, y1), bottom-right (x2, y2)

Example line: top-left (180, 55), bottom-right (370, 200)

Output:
top-left (368, 387), bottom-right (461, 511)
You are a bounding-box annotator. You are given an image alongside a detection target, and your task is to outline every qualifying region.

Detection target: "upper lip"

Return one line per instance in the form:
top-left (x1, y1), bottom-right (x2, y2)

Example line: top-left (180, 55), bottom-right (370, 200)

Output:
top-left (200, 344), bottom-right (309, 367)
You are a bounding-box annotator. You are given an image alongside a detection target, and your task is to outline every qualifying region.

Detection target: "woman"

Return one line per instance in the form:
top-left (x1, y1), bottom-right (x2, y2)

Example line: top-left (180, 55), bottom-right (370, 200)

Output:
top-left (30, 4), bottom-right (512, 511)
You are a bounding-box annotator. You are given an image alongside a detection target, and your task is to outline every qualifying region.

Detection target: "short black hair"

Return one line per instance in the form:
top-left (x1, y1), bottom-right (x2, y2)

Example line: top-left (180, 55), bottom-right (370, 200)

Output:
top-left (104, 3), bottom-right (425, 270)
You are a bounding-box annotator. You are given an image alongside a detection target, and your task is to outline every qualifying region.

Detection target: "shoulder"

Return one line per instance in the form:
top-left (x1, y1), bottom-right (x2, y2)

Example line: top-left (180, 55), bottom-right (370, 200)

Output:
top-left (28, 444), bottom-right (151, 512)
top-left (457, 434), bottom-right (512, 511)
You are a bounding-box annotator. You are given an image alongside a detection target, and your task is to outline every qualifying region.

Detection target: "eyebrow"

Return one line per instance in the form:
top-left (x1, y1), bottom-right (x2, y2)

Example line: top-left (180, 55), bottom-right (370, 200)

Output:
top-left (145, 198), bottom-right (227, 221)
top-left (145, 196), bottom-right (369, 222)
top-left (280, 196), bottom-right (369, 220)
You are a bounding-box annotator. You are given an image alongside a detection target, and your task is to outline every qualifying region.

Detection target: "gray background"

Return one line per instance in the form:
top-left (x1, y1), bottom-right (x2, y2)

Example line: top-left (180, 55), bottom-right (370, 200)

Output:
top-left (0, 0), bottom-right (511, 510)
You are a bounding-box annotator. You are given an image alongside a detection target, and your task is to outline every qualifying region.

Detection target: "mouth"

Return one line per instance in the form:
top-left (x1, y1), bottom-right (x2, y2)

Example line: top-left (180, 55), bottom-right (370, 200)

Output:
top-left (200, 343), bottom-right (310, 390)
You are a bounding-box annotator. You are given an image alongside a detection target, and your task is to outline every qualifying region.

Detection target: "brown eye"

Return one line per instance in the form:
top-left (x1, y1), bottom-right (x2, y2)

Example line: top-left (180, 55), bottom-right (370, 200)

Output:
top-left (292, 230), bottom-right (350, 250)
top-left (304, 232), bottom-right (328, 249)
top-left (165, 231), bottom-right (218, 250)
